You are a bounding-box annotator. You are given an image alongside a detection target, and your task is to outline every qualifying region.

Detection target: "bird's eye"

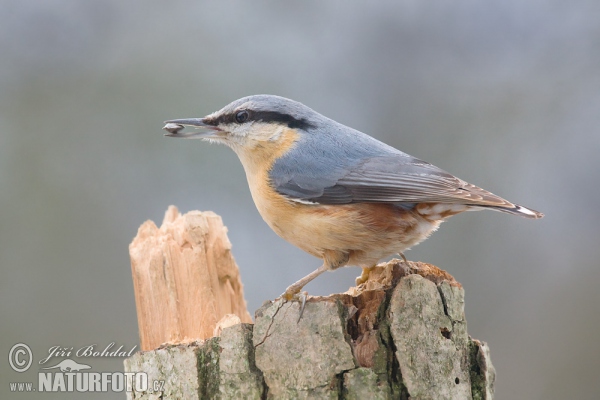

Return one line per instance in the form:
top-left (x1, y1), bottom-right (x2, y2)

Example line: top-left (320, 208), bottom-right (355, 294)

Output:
top-left (235, 110), bottom-right (249, 123)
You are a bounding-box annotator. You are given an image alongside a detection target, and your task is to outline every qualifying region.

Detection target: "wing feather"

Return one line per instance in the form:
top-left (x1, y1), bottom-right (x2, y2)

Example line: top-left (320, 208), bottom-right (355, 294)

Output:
top-left (275, 154), bottom-right (515, 208)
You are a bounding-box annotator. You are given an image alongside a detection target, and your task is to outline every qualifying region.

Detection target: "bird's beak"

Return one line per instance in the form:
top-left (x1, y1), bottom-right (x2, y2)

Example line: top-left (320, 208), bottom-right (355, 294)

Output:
top-left (162, 118), bottom-right (221, 139)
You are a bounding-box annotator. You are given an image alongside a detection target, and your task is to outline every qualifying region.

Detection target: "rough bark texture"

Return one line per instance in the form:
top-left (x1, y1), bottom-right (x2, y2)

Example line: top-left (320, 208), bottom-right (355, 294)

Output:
top-left (125, 259), bottom-right (495, 399)
top-left (128, 206), bottom-right (252, 351)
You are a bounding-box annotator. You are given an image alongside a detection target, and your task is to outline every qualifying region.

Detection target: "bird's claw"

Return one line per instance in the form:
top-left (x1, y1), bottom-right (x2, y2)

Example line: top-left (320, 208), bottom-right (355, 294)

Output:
top-left (278, 290), bottom-right (309, 323)
top-left (297, 292), bottom-right (307, 322)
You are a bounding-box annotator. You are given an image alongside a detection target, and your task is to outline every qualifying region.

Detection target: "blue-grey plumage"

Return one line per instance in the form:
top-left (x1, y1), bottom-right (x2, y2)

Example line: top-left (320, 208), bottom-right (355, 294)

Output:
top-left (267, 107), bottom-right (533, 213)
top-left (164, 94), bottom-right (543, 301)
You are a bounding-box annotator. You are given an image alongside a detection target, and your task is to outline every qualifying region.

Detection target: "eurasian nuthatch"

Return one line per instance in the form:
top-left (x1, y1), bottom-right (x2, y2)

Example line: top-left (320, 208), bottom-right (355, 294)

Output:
top-left (163, 95), bottom-right (543, 300)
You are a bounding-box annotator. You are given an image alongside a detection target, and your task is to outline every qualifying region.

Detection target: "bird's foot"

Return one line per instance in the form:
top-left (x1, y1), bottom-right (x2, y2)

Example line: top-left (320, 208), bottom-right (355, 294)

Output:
top-left (355, 266), bottom-right (375, 285)
top-left (278, 288), bottom-right (309, 323)
top-left (281, 285), bottom-right (300, 301)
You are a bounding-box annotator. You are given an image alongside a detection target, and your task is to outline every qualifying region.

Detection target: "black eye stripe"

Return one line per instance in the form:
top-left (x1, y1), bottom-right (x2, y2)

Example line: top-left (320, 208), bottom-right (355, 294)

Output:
top-left (206, 110), bottom-right (315, 130)
top-left (250, 111), bottom-right (315, 129)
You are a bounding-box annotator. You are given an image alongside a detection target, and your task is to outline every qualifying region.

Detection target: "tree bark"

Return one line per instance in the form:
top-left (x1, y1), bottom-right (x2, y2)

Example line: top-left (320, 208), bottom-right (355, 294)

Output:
top-left (125, 208), bottom-right (495, 399)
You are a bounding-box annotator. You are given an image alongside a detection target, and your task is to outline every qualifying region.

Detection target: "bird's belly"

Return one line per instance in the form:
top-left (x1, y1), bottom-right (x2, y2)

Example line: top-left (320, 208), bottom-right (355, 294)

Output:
top-left (252, 192), bottom-right (442, 266)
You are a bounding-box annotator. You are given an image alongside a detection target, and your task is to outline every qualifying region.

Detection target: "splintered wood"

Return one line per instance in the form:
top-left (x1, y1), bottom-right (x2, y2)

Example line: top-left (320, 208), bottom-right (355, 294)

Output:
top-left (129, 206), bottom-right (252, 351)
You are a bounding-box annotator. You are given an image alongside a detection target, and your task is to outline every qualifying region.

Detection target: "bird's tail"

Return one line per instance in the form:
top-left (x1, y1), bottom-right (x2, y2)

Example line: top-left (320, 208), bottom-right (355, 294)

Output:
top-left (473, 204), bottom-right (544, 219)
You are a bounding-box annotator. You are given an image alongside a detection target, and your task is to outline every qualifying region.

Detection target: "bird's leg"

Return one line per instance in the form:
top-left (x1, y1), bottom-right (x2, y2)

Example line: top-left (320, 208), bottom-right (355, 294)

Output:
top-left (356, 265), bottom-right (376, 285)
top-left (281, 263), bottom-right (329, 301)
top-left (282, 264), bottom-right (329, 324)
top-left (398, 252), bottom-right (408, 262)
top-left (281, 251), bottom-right (349, 322)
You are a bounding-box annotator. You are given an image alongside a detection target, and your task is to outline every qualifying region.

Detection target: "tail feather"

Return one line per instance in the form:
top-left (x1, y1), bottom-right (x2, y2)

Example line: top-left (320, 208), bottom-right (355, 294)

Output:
top-left (474, 204), bottom-right (544, 219)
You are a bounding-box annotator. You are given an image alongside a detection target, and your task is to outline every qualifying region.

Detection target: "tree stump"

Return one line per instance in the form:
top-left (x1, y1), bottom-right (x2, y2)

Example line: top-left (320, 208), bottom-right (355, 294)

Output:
top-left (125, 208), bottom-right (495, 399)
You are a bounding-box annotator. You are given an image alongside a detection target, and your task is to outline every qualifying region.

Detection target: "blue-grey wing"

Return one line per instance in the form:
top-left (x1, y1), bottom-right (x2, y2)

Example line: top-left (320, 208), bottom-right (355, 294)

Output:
top-left (318, 156), bottom-right (513, 206)
top-left (270, 127), bottom-right (514, 207)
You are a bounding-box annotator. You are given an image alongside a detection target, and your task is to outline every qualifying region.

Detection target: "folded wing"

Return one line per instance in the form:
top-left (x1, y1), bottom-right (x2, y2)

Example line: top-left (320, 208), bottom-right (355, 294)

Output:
top-left (272, 153), bottom-right (543, 218)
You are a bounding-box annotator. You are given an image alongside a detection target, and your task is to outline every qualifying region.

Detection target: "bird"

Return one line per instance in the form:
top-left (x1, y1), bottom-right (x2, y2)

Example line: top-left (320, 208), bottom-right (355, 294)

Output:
top-left (163, 94), bottom-right (543, 302)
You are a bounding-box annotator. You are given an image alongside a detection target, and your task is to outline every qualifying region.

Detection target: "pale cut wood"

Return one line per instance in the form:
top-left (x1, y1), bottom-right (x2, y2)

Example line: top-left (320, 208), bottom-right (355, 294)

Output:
top-left (129, 205), bottom-right (252, 351)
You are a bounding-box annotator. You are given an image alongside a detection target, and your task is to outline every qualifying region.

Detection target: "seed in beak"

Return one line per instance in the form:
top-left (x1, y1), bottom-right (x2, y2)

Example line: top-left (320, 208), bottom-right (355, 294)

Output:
top-left (163, 123), bottom-right (185, 134)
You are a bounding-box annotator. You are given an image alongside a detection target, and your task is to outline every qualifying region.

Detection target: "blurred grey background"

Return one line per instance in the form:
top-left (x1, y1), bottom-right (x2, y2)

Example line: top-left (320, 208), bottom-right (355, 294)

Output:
top-left (1, 1), bottom-right (598, 398)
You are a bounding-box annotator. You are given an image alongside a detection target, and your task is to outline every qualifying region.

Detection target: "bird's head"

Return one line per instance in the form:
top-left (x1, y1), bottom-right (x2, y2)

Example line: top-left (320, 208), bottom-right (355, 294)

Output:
top-left (163, 95), bottom-right (320, 155)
